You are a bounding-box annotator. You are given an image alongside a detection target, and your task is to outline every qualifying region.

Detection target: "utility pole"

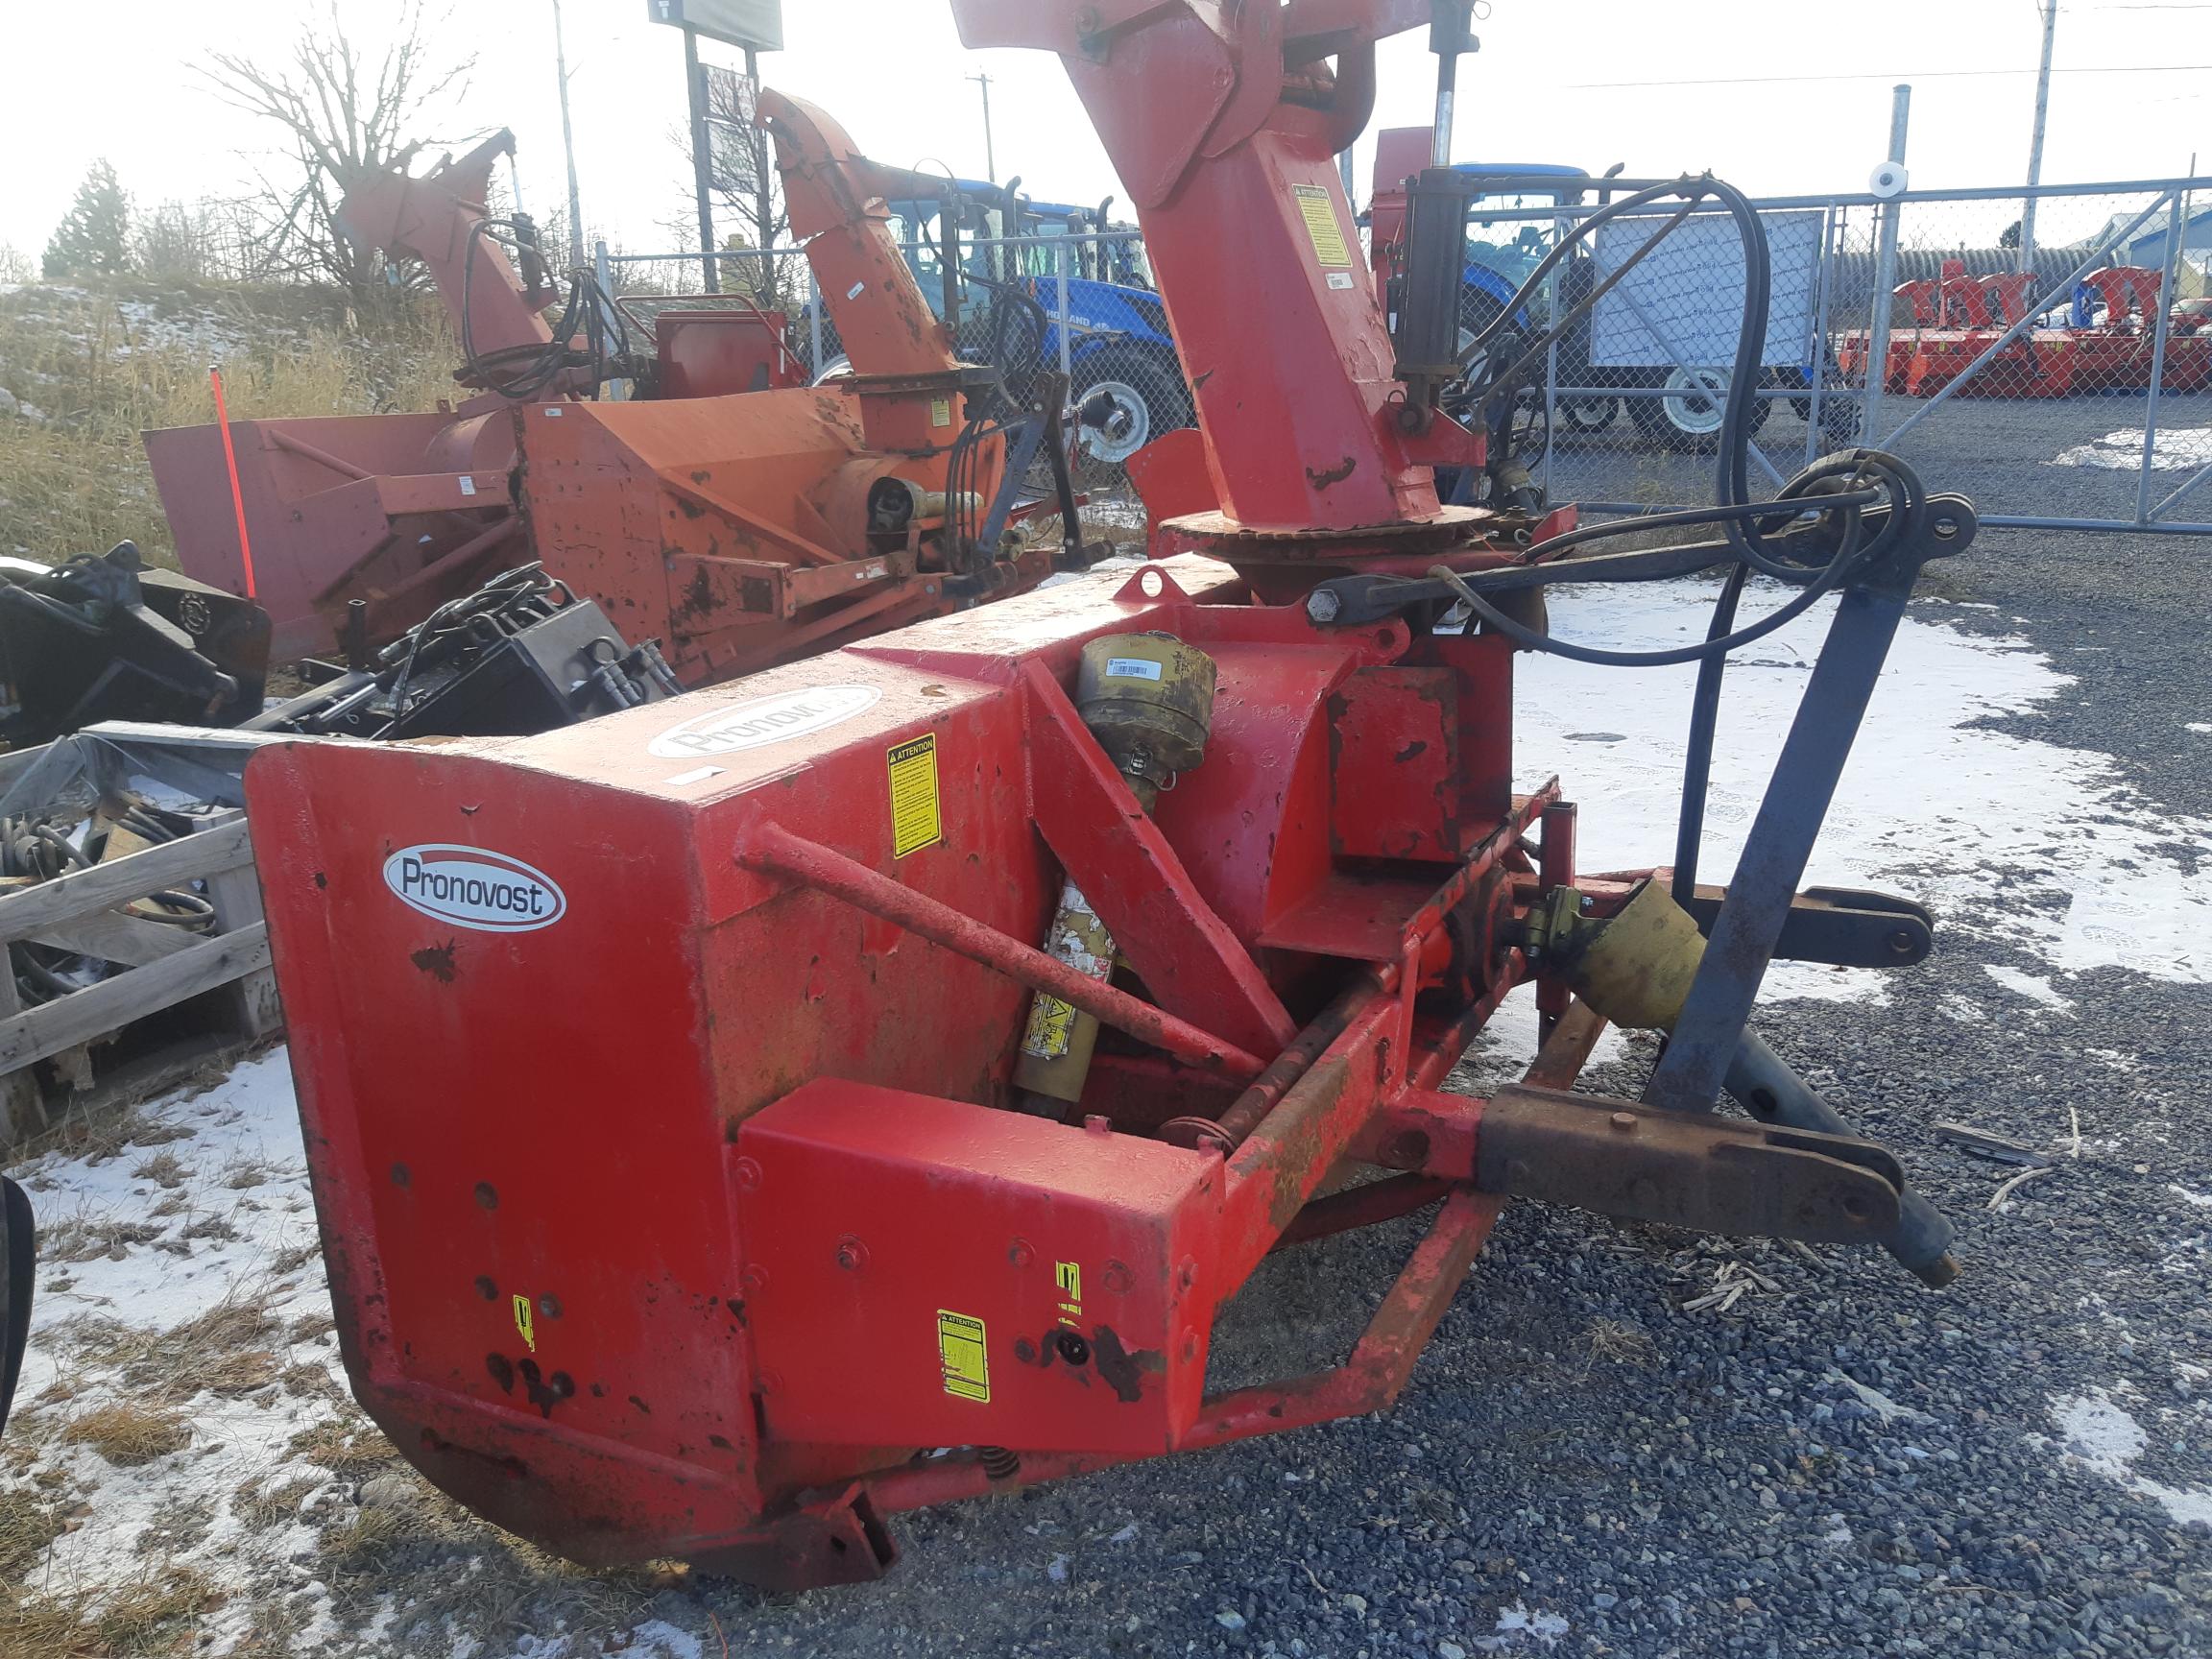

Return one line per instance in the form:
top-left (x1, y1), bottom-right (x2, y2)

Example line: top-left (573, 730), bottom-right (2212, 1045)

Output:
top-left (970, 72), bottom-right (997, 183)
top-left (552, 0), bottom-right (586, 268)
top-left (685, 25), bottom-right (717, 292)
top-left (746, 44), bottom-right (773, 274)
top-left (2019, 0), bottom-right (2057, 277)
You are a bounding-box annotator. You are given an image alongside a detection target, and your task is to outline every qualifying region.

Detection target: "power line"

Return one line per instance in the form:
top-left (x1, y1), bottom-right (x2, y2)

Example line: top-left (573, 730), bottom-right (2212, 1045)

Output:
top-left (1569, 62), bottom-right (2212, 88)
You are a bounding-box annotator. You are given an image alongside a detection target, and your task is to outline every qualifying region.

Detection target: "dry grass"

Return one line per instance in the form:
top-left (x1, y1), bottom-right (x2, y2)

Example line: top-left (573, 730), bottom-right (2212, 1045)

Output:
top-left (0, 280), bottom-right (455, 565)
top-left (231, 1473), bottom-right (321, 1533)
top-left (0, 1488), bottom-right (69, 1584)
top-left (126, 1152), bottom-right (186, 1190)
top-left (0, 1564), bottom-right (224, 1657)
top-left (287, 1416), bottom-right (400, 1479)
top-left (1583, 1316), bottom-right (1660, 1368)
top-left (59, 1403), bottom-right (191, 1467)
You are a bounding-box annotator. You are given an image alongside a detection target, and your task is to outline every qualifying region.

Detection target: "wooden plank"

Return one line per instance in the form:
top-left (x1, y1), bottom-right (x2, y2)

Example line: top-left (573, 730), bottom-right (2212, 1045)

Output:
top-left (206, 860), bottom-right (282, 1039)
top-left (0, 821), bottom-right (252, 944)
top-left (0, 933), bottom-right (45, 1151)
top-left (26, 908), bottom-right (200, 969)
top-left (0, 925), bottom-right (270, 1075)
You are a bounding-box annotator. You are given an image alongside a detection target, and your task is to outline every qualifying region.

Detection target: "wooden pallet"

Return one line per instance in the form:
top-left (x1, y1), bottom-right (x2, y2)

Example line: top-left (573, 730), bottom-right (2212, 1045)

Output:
top-left (0, 809), bottom-right (278, 1149)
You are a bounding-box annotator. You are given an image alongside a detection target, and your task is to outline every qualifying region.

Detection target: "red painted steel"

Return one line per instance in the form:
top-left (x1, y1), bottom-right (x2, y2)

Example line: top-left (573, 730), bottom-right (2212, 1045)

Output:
top-left (251, 1), bottom-right (1668, 1592)
top-left (951, 0), bottom-right (1489, 556)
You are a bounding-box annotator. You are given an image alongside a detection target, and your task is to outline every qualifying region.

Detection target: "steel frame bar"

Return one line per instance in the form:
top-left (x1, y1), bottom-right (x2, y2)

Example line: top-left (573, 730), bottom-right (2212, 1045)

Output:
top-left (1644, 560), bottom-right (1922, 1113)
top-left (734, 821), bottom-right (1268, 1079)
top-left (1021, 661), bottom-right (1295, 1055)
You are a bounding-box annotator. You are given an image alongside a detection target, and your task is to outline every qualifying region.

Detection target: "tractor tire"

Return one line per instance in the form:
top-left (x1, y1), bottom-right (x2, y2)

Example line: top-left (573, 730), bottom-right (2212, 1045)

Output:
top-left (1070, 348), bottom-right (1195, 484)
top-left (1628, 367), bottom-right (1771, 452)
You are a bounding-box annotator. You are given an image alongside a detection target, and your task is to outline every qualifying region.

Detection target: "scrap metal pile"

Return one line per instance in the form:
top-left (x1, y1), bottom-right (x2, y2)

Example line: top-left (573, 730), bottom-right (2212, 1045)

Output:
top-left (229, 0), bottom-right (1984, 1594)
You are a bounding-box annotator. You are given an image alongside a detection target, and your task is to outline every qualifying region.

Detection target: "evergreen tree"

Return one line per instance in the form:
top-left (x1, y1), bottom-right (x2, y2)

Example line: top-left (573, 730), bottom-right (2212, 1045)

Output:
top-left (42, 160), bottom-right (133, 279)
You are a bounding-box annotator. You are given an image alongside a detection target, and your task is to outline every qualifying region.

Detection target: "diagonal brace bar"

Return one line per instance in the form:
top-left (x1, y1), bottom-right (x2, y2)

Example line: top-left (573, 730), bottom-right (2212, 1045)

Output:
top-left (1643, 535), bottom-right (1940, 1115)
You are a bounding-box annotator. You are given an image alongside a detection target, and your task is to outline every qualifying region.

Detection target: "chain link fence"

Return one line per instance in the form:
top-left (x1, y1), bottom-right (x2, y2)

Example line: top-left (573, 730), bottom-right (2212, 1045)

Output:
top-left (1440, 176), bottom-right (2212, 534)
top-left (601, 171), bottom-right (2212, 538)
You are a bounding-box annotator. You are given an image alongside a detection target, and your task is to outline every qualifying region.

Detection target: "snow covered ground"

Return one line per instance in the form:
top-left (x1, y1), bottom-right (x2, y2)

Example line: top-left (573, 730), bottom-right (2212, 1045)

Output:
top-left (1, 573), bottom-right (2206, 1653)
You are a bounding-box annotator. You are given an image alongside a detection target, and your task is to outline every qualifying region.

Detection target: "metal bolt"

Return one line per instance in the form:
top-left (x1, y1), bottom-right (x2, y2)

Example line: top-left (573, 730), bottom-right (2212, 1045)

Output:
top-left (1101, 1261), bottom-right (1133, 1294)
top-left (734, 1157), bottom-right (763, 1191)
top-left (1008, 1238), bottom-right (1035, 1268)
top-left (834, 1237), bottom-right (866, 1272)
top-left (1609, 1112), bottom-right (1637, 1132)
top-left (741, 1264), bottom-right (769, 1294)
top-left (1578, 895), bottom-right (1595, 913)
top-left (538, 1294), bottom-right (562, 1319)
top-left (1305, 589), bottom-right (1342, 625)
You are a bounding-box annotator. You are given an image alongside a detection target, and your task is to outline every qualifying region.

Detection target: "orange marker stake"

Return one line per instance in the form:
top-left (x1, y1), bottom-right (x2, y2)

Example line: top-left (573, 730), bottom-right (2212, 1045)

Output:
top-left (207, 364), bottom-right (258, 600)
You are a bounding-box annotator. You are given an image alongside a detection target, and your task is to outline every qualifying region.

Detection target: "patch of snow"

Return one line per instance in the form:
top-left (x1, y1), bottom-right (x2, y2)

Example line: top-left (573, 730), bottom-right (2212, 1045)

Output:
top-left (608, 1625), bottom-right (704, 1659)
top-left (5, 1054), bottom-right (349, 1652)
top-left (1476, 1601), bottom-right (1572, 1650)
top-left (2169, 1186), bottom-right (2212, 1209)
top-left (2051, 1388), bottom-right (2212, 1527)
top-left (1826, 1370), bottom-right (1937, 1427)
top-left (2188, 722), bottom-right (2212, 735)
top-left (1525, 580), bottom-right (2212, 989)
top-left (1983, 963), bottom-right (2074, 1011)
top-left (2050, 426), bottom-right (2212, 470)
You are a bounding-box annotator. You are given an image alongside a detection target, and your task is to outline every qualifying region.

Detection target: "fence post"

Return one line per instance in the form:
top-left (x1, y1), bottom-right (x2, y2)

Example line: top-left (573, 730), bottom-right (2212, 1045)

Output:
top-left (1804, 204), bottom-right (1839, 466)
top-left (1057, 240), bottom-right (1074, 384)
top-left (1862, 84), bottom-right (1911, 449)
top-left (2134, 186), bottom-right (2187, 525)
top-left (808, 264), bottom-right (825, 379)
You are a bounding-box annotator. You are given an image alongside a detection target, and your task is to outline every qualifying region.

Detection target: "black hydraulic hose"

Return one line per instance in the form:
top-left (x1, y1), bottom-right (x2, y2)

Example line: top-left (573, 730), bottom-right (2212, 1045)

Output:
top-left (1671, 564), bottom-right (1747, 907)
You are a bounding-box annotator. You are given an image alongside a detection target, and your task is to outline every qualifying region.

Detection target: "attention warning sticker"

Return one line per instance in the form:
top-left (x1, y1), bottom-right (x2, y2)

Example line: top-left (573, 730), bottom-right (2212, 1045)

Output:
top-left (937, 1310), bottom-right (990, 1403)
top-left (1292, 183), bottom-right (1353, 269)
top-left (887, 733), bottom-right (943, 858)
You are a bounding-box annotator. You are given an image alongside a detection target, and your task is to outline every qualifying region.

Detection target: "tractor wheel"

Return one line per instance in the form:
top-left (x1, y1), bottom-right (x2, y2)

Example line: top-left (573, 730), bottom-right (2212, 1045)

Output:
top-left (1557, 394), bottom-right (1619, 435)
top-left (1628, 367), bottom-right (1770, 452)
top-left (1070, 348), bottom-right (1195, 484)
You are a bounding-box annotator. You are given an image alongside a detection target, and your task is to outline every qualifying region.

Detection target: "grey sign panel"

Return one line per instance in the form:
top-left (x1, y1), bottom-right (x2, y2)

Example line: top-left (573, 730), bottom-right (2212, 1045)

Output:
top-left (1589, 209), bottom-right (1824, 370)
top-left (646, 0), bottom-right (783, 51)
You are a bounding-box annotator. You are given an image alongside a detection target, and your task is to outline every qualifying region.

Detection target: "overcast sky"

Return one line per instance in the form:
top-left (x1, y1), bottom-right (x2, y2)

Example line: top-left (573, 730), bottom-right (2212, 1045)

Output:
top-left (4, 1), bottom-right (2208, 264)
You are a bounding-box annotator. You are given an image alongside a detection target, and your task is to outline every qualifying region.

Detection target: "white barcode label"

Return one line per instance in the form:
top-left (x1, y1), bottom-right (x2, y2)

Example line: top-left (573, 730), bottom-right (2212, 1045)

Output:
top-left (1105, 657), bottom-right (1163, 681)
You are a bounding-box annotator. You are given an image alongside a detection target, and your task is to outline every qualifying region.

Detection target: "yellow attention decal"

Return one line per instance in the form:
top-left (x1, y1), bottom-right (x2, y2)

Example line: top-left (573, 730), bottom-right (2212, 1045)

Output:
top-left (1292, 183), bottom-right (1354, 270)
top-left (888, 733), bottom-right (943, 858)
top-left (937, 1310), bottom-right (990, 1402)
top-left (1022, 993), bottom-right (1078, 1059)
top-left (1055, 1261), bottom-right (1083, 1329)
top-left (929, 394), bottom-right (952, 427)
top-left (512, 1294), bottom-right (537, 1354)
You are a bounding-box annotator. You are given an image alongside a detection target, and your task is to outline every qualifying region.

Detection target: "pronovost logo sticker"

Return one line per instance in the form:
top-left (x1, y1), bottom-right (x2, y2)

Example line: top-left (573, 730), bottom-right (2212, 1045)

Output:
top-left (647, 684), bottom-right (882, 759)
top-left (383, 845), bottom-right (566, 933)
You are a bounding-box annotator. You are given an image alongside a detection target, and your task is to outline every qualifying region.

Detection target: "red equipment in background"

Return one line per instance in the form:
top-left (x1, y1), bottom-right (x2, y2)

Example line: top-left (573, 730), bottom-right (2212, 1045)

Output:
top-left (252, 0), bottom-right (1964, 1592)
top-left (147, 108), bottom-right (1065, 677)
top-left (1839, 256), bottom-right (2212, 400)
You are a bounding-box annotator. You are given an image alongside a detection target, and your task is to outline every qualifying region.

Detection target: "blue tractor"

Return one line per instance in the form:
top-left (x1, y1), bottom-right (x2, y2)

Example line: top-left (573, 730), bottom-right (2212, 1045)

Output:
top-left (804, 179), bottom-right (1194, 474)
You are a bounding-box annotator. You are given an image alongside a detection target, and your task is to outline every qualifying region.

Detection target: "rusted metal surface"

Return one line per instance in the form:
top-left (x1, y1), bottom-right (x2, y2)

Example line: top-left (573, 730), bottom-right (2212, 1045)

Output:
top-left (150, 92), bottom-right (1029, 673)
top-left (1477, 1085), bottom-right (1905, 1244)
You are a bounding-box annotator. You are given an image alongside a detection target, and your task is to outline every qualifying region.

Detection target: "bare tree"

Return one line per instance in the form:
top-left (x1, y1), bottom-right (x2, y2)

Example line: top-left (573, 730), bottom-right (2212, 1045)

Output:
top-left (201, 3), bottom-right (473, 305)
top-left (661, 66), bottom-right (793, 307)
